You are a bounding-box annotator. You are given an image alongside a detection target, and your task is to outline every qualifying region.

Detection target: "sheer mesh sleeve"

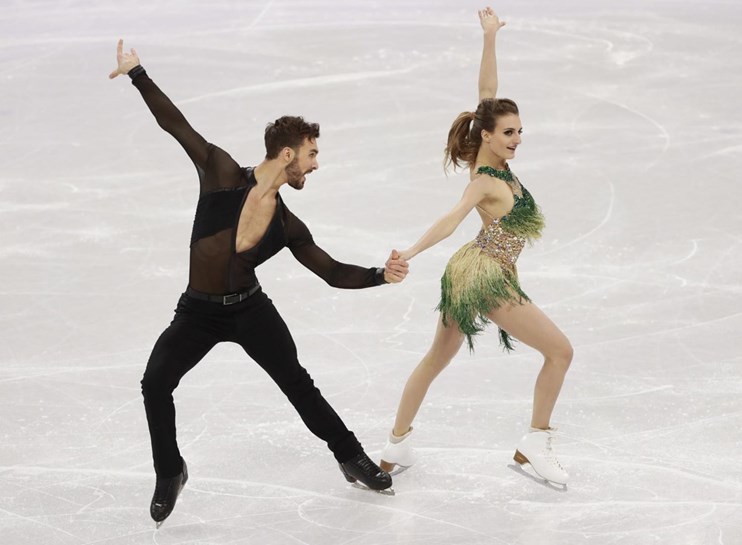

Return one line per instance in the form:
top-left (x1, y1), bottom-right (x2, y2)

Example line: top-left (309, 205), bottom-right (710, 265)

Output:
top-left (284, 205), bottom-right (384, 289)
top-left (131, 69), bottom-right (210, 169)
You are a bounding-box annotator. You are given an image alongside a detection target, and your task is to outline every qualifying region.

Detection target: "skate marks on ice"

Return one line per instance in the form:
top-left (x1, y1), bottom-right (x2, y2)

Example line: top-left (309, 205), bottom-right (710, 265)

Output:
top-left (163, 473), bottom-right (510, 545)
top-left (3, 0), bottom-right (742, 544)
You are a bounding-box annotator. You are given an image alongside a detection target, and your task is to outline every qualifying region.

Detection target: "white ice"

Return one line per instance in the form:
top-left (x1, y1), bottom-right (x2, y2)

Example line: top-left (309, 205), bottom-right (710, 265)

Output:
top-left (1, 1), bottom-right (741, 544)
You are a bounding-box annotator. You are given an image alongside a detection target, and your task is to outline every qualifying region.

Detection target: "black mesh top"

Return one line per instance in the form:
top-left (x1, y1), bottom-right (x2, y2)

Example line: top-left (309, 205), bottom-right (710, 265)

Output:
top-left (131, 68), bottom-right (384, 295)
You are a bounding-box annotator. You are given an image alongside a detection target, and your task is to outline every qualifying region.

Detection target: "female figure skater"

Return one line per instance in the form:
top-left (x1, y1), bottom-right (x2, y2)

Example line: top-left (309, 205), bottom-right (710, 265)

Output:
top-left (380, 7), bottom-right (572, 485)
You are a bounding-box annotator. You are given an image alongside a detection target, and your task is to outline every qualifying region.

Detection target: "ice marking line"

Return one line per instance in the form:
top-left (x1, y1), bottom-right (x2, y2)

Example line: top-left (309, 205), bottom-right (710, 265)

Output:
top-left (178, 66), bottom-right (420, 105)
top-left (296, 500), bottom-right (371, 534)
top-left (576, 310), bottom-right (742, 349)
top-left (541, 276), bottom-right (626, 308)
top-left (509, 498), bottom-right (730, 510)
top-left (549, 384), bottom-right (673, 403)
top-left (386, 297), bottom-right (417, 343)
top-left (297, 496), bottom-right (508, 545)
top-left (249, 0), bottom-right (275, 28)
top-left (72, 528), bottom-right (172, 545)
top-left (93, 396), bottom-right (140, 430)
top-left (540, 180), bottom-right (615, 255)
top-left (581, 93), bottom-right (672, 171)
top-left (345, 498), bottom-right (509, 545)
top-left (0, 464), bottom-right (492, 542)
top-left (186, 485), bottom-right (308, 501)
top-left (0, 21), bottom-right (489, 50)
top-left (292, 320), bottom-right (373, 402)
top-left (0, 506), bottom-right (78, 539)
top-left (700, 238), bottom-right (741, 290)
top-left (0, 359), bottom-right (147, 384)
top-left (181, 414), bottom-right (210, 449)
top-left (268, 525), bottom-right (313, 545)
top-left (712, 226), bottom-right (742, 244)
top-left (704, 143), bottom-right (742, 158)
top-left (75, 486), bottom-right (116, 514)
top-left (670, 239), bottom-right (699, 265)
top-left (573, 430), bottom-right (742, 485)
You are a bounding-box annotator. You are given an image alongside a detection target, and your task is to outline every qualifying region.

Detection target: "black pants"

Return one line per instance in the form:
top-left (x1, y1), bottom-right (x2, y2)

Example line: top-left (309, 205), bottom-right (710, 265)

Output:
top-left (141, 289), bottom-right (362, 477)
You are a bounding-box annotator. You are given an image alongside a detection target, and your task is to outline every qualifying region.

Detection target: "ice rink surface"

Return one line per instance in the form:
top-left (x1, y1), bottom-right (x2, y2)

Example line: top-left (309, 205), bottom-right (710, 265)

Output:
top-left (1, 0), bottom-right (741, 543)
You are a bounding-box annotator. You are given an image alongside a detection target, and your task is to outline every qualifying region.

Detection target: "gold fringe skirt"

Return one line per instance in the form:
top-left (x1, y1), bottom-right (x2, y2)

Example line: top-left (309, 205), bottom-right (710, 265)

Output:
top-left (437, 241), bottom-right (529, 352)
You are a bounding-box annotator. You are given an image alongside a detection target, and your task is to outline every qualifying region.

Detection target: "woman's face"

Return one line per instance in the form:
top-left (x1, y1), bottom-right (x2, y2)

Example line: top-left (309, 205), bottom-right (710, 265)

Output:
top-left (481, 113), bottom-right (522, 164)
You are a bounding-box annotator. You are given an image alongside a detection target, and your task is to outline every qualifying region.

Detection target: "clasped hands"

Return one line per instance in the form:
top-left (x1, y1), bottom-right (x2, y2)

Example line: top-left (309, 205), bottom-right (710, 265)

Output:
top-left (383, 249), bottom-right (411, 284)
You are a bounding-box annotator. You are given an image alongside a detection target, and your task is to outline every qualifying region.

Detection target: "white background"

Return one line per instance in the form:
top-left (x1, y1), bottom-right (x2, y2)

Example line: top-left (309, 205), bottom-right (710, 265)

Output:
top-left (1, 1), bottom-right (741, 543)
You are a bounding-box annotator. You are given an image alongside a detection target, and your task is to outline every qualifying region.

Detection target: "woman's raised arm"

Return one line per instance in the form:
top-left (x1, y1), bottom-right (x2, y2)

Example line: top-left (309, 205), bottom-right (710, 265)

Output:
top-left (478, 7), bottom-right (506, 101)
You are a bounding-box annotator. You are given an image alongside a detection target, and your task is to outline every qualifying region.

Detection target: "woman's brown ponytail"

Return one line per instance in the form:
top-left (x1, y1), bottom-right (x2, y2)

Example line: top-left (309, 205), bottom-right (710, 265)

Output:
top-left (444, 98), bottom-right (519, 172)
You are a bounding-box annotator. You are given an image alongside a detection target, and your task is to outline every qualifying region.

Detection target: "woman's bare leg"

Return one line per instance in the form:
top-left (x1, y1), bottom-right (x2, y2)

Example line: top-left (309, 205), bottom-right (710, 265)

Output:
top-left (487, 301), bottom-right (573, 428)
top-left (391, 315), bottom-right (466, 436)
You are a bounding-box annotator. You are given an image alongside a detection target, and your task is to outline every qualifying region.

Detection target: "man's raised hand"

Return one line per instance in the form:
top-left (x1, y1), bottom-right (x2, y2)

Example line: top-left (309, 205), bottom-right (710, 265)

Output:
top-left (109, 39), bottom-right (141, 79)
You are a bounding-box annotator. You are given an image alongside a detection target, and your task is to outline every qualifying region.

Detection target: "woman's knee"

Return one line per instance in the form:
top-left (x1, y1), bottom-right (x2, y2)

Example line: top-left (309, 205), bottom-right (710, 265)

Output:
top-left (420, 346), bottom-right (457, 375)
top-left (546, 339), bottom-right (573, 370)
top-left (430, 323), bottom-right (464, 364)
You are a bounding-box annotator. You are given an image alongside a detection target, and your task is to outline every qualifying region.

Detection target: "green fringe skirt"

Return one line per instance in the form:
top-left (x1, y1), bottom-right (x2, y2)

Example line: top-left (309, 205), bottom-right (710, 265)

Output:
top-left (436, 241), bottom-right (529, 352)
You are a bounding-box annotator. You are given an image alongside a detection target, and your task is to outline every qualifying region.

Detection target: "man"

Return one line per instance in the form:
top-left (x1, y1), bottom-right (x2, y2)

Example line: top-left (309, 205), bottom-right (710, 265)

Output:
top-left (109, 39), bottom-right (408, 527)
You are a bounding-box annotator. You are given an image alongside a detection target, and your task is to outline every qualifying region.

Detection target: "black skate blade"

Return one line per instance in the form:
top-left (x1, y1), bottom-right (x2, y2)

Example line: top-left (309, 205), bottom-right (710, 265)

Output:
top-left (350, 481), bottom-right (396, 496)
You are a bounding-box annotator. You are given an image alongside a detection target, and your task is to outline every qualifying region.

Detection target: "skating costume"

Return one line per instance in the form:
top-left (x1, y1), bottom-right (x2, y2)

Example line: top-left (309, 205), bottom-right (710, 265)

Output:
top-left (437, 165), bottom-right (544, 351)
top-left (128, 67), bottom-right (387, 479)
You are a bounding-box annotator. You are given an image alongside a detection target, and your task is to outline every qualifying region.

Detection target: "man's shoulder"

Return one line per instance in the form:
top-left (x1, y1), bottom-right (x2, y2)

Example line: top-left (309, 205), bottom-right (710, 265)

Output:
top-left (207, 143), bottom-right (246, 169)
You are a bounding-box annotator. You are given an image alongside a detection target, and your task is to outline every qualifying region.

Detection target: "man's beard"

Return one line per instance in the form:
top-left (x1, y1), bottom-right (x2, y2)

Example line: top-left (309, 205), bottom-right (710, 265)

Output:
top-left (286, 158), bottom-right (306, 190)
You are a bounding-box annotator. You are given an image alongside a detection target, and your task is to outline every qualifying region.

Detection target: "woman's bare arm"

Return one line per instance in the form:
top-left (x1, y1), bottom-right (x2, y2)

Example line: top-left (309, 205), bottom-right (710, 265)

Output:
top-left (478, 7), bottom-right (506, 101)
top-left (398, 178), bottom-right (493, 261)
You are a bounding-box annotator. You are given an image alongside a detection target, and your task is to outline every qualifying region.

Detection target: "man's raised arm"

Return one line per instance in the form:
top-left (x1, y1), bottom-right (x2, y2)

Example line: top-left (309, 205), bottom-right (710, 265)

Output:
top-left (109, 39), bottom-right (209, 168)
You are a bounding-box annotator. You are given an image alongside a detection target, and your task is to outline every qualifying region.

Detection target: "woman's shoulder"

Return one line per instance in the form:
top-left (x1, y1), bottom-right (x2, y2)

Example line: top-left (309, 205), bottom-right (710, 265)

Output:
top-left (468, 171), bottom-right (512, 196)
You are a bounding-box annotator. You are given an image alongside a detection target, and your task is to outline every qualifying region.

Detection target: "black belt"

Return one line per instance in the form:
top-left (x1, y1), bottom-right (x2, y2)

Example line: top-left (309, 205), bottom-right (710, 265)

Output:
top-left (185, 284), bottom-right (261, 305)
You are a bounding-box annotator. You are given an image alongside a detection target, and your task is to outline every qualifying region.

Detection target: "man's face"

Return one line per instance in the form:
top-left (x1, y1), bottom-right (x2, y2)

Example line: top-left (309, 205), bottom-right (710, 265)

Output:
top-left (286, 138), bottom-right (319, 190)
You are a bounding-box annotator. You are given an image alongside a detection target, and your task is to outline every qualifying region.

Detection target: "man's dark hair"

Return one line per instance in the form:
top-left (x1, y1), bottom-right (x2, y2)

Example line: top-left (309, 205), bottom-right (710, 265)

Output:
top-left (264, 116), bottom-right (320, 159)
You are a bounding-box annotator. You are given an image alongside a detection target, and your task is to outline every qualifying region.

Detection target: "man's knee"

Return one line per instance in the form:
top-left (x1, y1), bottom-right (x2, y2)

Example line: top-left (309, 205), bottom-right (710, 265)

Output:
top-left (275, 363), bottom-right (320, 403)
top-left (141, 367), bottom-right (177, 399)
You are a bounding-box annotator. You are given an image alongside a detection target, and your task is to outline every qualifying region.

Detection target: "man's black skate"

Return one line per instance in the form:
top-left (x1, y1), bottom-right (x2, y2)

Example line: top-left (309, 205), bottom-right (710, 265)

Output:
top-left (339, 452), bottom-right (393, 492)
top-left (150, 459), bottom-right (188, 528)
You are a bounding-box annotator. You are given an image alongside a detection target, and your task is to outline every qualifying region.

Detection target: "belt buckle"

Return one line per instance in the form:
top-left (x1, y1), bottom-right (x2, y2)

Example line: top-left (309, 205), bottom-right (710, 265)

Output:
top-left (222, 293), bottom-right (241, 305)
top-left (223, 285), bottom-right (259, 305)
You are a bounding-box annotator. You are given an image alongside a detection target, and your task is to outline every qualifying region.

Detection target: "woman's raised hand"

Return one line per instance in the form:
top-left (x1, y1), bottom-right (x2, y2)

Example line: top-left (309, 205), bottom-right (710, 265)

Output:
top-left (479, 7), bottom-right (505, 33)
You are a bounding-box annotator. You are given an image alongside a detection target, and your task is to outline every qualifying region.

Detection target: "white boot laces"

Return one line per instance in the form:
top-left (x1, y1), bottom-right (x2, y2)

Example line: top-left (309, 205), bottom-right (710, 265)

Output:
top-left (544, 434), bottom-right (565, 471)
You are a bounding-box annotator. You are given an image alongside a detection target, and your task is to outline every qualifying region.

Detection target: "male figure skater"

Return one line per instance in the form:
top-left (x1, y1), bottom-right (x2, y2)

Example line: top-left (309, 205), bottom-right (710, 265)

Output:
top-left (109, 40), bottom-right (408, 526)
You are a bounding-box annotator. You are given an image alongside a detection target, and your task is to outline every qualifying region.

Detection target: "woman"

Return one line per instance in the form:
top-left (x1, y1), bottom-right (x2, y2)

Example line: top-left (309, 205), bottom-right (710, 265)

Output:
top-left (380, 8), bottom-right (573, 485)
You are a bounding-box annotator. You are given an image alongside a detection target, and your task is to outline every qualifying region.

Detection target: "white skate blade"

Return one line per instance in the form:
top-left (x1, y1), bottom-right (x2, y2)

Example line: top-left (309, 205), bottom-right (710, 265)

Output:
top-left (380, 459), bottom-right (414, 476)
top-left (388, 464), bottom-right (412, 477)
top-left (155, 520), bottom-right (165, 529)
top-left (509, 462), bottom-right (568, 490)
top-left (350, 481), bottom-right (396, 496)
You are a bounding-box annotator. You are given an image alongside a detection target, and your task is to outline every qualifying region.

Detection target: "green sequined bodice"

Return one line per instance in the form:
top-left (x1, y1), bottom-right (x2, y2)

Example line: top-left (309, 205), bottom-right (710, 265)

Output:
top-left (477, 165), bottom-right (514, 182)
top-left (475, 165), bottom-right (545, 241)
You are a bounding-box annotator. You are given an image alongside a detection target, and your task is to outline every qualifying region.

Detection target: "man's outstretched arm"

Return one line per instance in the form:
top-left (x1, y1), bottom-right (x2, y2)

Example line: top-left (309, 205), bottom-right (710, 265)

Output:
top-left (109, 39), bottom-right (210, 168)
top-left (286, 211), bottom-right (408, 288)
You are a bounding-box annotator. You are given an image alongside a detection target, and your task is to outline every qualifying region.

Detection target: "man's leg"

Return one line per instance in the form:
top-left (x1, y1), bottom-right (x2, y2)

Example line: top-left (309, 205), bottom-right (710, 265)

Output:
top-left (141, 295), bottom-right (221, 477)
top-left (235, 293), bottom-right (362, 462)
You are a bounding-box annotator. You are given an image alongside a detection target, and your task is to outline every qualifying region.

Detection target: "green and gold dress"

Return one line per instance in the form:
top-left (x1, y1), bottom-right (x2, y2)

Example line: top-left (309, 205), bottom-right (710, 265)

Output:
top-left (437, 165), bottom-right (545, 351)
